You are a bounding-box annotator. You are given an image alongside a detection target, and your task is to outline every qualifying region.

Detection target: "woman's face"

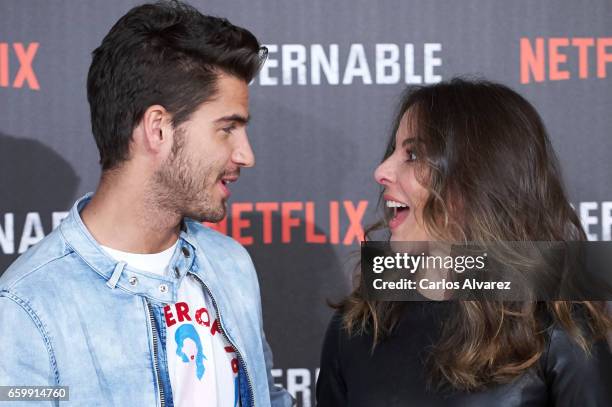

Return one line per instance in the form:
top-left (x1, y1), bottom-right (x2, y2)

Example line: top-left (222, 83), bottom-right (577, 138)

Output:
top-left (374, 111), bottom-right (431, 242)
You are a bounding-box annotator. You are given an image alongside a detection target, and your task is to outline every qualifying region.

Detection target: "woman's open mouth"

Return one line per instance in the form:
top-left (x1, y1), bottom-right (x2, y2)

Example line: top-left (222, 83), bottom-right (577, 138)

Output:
top-left (386, 199), bottom-right (410, 230)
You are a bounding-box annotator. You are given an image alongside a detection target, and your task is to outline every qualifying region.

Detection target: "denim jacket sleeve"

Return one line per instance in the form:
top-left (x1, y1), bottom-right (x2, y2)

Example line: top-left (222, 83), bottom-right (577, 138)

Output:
top-left (0, 294), bottom-right (57, 406)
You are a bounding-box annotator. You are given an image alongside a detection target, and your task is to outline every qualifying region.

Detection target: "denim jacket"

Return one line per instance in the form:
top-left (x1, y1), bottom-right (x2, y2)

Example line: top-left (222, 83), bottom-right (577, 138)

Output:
top-left (0, 194), bottom-right (293, 407)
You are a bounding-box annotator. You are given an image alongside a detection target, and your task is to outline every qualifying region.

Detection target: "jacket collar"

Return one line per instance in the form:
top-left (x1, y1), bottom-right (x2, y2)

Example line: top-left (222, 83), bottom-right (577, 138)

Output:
top-left (59, 193), bottom-right (198, 304)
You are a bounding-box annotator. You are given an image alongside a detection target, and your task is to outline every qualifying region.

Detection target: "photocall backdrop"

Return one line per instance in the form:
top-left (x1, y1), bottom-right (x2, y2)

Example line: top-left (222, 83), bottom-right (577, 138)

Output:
top-left (1, 1), bottom-right (611, 405)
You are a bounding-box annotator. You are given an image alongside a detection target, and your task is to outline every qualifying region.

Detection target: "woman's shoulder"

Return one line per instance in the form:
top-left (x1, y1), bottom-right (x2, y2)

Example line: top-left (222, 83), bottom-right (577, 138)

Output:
top-left (322, 310), bottom-right (354, 350)
top-left (543, 322), bottom-right (612, 375)
top-left (321, 308), bottom-right (380, 359)
top-left (541, 320), bottom-right (612, 405)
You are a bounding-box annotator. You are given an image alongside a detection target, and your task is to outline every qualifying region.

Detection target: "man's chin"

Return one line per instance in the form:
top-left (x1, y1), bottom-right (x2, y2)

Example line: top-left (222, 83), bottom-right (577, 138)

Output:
top-left (190, 206), bottom-right (226, 224)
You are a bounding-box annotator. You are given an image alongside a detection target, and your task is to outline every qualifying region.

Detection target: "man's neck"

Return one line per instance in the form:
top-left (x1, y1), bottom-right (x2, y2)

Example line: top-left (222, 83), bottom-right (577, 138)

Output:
top-left (81, 172), bottom-right (181, 254)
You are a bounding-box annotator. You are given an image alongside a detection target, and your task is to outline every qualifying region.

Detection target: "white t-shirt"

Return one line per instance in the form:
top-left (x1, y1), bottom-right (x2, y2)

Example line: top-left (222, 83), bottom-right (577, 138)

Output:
top-left (102, 242), bottom-right (240, 407)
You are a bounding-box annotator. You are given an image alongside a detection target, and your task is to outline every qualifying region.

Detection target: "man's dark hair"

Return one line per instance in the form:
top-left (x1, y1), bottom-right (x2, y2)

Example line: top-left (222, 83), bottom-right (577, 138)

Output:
top-left (87, 0), bottom-right (266, 170)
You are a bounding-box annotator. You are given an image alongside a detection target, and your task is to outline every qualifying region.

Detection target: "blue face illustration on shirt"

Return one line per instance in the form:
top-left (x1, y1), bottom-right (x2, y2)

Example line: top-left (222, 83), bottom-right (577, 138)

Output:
top-left (175, 324), bottom-right (206, 380)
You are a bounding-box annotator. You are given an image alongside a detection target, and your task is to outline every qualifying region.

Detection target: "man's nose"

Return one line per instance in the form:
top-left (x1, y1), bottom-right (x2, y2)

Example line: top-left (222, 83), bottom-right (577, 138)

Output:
top-left (232, 132), bottom-right (255, 168)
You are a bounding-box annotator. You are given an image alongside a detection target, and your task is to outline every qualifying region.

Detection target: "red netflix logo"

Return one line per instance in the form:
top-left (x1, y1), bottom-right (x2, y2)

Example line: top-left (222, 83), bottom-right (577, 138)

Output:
top-left (0, 42), bottom-right (40, 90)
top-left (520, 37), bottom-right (612, 84)
top-left (204, 200), bottom-right (369, 246)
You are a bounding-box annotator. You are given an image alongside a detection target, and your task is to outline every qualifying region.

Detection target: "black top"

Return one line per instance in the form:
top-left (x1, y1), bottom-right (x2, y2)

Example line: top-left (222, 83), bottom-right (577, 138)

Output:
top-left (316, 302), bottom-right (612, 407)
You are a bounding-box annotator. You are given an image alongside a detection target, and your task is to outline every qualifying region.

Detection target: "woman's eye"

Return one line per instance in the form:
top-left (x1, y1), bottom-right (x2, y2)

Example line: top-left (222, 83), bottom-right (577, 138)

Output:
top-left (406, 149), bottom-right (417, 162)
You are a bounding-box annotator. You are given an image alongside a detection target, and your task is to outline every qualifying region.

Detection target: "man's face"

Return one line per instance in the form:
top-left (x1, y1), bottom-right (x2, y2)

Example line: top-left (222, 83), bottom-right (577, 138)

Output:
top-left (153, 73), bottom-right (254, 222)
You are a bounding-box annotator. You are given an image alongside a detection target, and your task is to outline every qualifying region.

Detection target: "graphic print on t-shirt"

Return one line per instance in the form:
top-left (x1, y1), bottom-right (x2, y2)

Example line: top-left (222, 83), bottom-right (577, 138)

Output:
top-left (164, 277), bottom-right (240, 407)
top-left (175, 324), bottom-right (206, 380)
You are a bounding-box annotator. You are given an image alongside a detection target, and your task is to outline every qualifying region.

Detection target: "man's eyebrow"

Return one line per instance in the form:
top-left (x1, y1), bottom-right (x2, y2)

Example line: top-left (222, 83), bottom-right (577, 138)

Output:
top-left (214, 114), bottom-right (250, 125)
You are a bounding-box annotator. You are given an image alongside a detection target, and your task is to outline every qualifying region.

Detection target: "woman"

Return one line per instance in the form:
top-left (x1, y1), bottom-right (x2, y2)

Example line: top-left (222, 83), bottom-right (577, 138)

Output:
top-left (316, 79), bottom-right (612, 406)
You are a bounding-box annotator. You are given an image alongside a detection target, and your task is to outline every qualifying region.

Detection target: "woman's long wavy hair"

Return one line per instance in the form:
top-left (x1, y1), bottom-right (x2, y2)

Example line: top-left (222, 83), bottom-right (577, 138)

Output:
top-left (339, 78), bottom-right (611, 391)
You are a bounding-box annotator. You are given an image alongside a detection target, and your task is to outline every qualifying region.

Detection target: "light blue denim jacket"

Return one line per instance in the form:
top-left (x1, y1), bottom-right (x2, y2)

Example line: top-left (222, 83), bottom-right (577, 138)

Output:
top-left (0, 194), bottom-right (293, 407)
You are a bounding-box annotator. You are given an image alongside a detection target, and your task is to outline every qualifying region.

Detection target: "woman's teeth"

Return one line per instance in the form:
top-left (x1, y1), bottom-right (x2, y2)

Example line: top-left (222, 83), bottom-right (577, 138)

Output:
top-left (386, 200), bottom-right (408, 208)
top-left (386, 200), bottom-right (409, 218)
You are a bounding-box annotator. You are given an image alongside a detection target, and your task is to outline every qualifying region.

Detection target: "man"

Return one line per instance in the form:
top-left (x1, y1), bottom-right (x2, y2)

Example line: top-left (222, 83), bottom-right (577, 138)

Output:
top-left (0, 1), bottom-right (292, 406)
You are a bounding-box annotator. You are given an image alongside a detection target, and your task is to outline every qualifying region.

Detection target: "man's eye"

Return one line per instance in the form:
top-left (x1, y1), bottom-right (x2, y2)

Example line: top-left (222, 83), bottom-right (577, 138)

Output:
top-left (222, 125), bottom-right (236, 134)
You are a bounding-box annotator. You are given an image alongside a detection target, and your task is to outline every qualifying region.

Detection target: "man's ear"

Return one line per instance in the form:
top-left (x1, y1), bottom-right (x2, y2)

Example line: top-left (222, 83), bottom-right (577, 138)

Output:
top-left (140, 104), bottom-right (172, 154)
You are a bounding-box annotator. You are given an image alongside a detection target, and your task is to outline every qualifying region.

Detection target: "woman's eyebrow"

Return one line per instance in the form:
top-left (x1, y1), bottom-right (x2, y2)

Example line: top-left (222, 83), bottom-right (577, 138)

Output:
top-left (402, 137), bottom-right (417, 147)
